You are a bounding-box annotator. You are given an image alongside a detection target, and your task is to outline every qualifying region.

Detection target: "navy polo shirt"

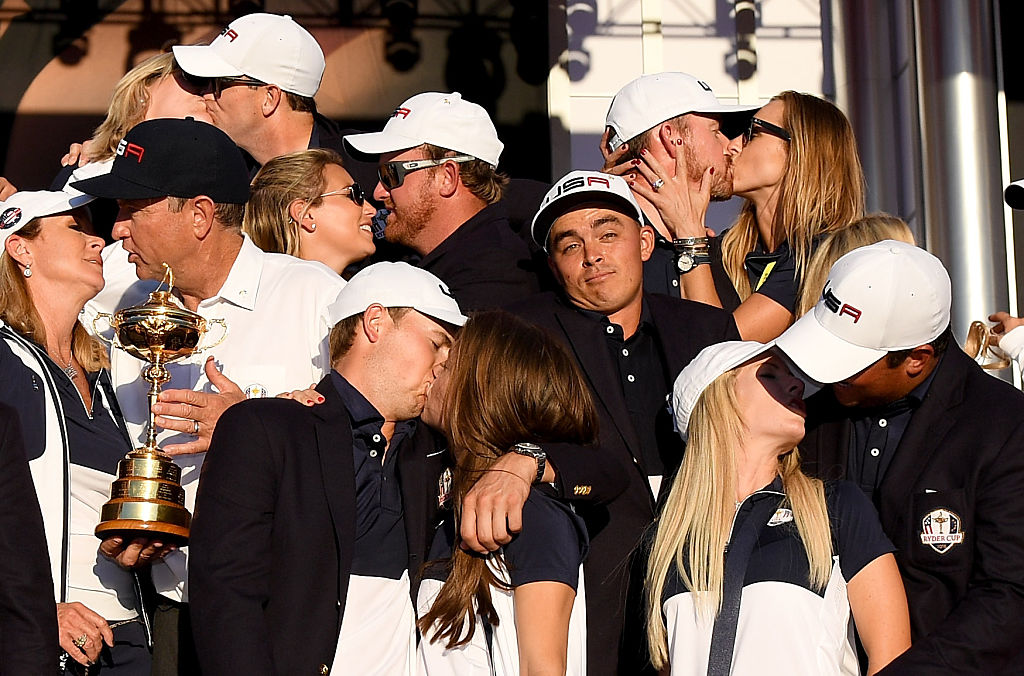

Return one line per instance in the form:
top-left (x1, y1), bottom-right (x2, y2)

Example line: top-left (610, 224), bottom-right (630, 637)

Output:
top-left (331, 370), bottom-right (414, 579)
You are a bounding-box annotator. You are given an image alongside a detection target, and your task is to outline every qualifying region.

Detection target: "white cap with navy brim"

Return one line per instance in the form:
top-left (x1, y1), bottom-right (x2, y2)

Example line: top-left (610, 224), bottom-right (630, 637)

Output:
top-left (0, 189), bottom-right (97, 247)
top-left (531, 170), bottom-right (644, 251)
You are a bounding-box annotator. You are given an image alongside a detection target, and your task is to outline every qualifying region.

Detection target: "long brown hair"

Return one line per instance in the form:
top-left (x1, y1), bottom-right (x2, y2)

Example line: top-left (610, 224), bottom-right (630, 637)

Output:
top-left (0, 220), bottom-right (109, 372)
top-left (721, 91), bottom-right (865, 301)
top-left (417, 310), bottom-right (598, 649)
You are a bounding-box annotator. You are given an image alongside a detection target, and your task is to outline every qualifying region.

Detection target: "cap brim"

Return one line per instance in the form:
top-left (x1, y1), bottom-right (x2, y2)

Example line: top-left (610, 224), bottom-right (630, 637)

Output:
top-left (343, 131), bottom-right (422, 159)
top-left (418, 307), bottom-right (468, 328)
top-left (532, 191), bottom-right (642, 250)
top-left (775, 310), bottom-right (887, 384)
top-left (171, 44), bottom-right (244, 78)
top-left (690, 103), bottom-right (760, 115)
top-left (71, 174), bottom-right (169, 201)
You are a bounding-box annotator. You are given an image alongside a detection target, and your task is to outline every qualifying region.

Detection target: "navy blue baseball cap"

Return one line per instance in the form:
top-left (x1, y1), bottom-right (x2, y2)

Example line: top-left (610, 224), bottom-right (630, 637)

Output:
top-left (72, 118), bottom-right (250, 204)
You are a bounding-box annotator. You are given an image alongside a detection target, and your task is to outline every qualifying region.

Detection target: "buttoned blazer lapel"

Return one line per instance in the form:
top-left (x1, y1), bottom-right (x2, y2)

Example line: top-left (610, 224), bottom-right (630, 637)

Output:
top-left (552, 303), bottom-right (644, 462)
top-left (312, 375), bottom-right (357, 623)
top-left (876, 350), bottom-right (968, 524)
top-left (397, 424), bottom-right (448, 595)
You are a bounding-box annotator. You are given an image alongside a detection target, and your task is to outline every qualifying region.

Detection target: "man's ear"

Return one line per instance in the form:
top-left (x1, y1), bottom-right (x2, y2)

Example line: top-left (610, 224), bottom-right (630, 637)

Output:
top-left (904, 344), bottom-right (937, 377)
top-left (261, 85), bottom-right (283, 118)
top-left (361, 304), bottom-right (389, 344)
top-left (438, 159), bottom-right (461, 198)
top-left (658, 121), bottom-right (682, 160)
top-left (191, 196), bottom-right (217, 239)
top-left (639, 224), bottom-right (656, 262)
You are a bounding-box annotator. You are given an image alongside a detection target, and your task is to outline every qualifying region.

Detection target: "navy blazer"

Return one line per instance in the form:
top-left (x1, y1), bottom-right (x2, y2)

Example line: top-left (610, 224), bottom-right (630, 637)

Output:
top-left (189, 375), bottom-right (447, 676)
top-left (800, 348), bottom-right (1024, 674)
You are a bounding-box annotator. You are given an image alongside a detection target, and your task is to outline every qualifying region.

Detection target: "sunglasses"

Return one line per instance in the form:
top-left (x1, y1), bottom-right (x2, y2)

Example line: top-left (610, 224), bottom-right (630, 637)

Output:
top-left (319, 183), bottom-right (365, 207)
top-left (743, 117), bottom-right (791, 145)
top-left (378, 155), bottom-right (475, 191)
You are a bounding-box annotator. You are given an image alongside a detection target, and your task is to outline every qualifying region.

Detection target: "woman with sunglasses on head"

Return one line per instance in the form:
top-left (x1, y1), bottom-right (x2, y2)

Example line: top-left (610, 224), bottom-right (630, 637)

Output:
top-left (629, 91), bottom-right (864, 342)
top-left (245, 149), bottom-right (377, 276)
top-left (0, 190), bottom-right (172, 675)
top-left (645, 340), bottom-right (910, 675)
top-left (417, 310), bottom-right (595, 676)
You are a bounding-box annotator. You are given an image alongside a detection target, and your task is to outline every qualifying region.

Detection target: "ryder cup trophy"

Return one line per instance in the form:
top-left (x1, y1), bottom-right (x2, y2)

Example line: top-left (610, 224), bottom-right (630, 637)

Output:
top-left (93, 265), bottom-right (226, 543)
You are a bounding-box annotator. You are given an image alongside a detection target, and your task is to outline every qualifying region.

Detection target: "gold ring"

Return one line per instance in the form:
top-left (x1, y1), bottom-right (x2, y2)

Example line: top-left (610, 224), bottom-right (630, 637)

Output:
top-left (73, 634), bottom-right (88, 649)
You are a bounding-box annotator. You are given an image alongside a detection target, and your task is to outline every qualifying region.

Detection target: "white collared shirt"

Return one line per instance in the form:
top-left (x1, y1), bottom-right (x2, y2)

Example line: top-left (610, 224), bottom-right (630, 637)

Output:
top-left (85, 235), bottom-right (345, 600)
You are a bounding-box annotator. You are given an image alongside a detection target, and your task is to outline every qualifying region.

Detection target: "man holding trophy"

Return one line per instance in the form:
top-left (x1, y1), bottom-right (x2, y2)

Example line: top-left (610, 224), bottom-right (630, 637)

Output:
top-left (73, 117), bottom-right (346, 670)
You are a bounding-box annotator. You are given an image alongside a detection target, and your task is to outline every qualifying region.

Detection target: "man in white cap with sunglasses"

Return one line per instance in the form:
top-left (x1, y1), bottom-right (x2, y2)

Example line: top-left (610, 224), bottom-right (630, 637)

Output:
top-left (600, 72), bottom-right (757, 299)
top-left (344, 91), bottom-right (539, 311)
top-left (776, 240), bottom-right (1024, 674)
top-left (189, 262), bottom-right (463, 676)
top-left (172, 12), bottom-right (377, 188)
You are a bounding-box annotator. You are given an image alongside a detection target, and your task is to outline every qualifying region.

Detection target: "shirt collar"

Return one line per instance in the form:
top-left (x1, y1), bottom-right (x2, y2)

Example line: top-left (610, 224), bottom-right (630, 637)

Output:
top-left (200, 234), bottom-right (262, 311)
top-left (572, 297), bottom-right (653, 333)
top-left (331, 370), bottom-right (384, 431)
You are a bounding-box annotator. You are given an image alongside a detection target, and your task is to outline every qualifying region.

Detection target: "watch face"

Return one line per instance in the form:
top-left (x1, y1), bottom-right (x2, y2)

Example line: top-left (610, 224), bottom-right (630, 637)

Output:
top-left (515, 442), bottom-right (542, 453)
top-left (676, 251), bottom-right (695, 273)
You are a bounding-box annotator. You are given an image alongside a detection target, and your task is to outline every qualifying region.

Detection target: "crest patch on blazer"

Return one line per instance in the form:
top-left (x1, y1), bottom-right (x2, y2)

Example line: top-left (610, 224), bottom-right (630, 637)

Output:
top-left (920, 507), bottom-right (965, 554)
top-left (244, 383), bottom-right (268, 399)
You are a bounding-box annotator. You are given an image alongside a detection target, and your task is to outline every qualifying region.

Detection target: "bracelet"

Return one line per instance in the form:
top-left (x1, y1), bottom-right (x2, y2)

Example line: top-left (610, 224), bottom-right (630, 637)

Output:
top-left (672, 236), bottom-right (710, 248)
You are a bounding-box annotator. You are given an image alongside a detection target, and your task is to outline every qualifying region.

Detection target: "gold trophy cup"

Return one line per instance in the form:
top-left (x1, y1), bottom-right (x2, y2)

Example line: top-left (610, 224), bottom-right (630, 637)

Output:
top-left (93, 265), bottom-right (226, 544)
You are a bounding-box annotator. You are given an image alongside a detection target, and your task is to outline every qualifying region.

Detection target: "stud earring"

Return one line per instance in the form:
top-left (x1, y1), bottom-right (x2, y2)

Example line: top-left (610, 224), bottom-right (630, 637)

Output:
top-left (23, 265), bottom-right (31, 278)
top-left (309, 220), bottom-right (316, 232)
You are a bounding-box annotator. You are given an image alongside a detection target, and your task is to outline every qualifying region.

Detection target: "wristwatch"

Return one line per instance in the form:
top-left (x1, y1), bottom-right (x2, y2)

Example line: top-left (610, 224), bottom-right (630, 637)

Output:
top-left (676, 249), bottom-right (712, 274)
top-left (511, 442), bottom-right (546, 484)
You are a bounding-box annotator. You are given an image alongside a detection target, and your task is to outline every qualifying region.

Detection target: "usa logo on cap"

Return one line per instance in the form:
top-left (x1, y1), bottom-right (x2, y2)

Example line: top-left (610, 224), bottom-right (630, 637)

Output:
top-left (0, 207), bottom-right (22, 229)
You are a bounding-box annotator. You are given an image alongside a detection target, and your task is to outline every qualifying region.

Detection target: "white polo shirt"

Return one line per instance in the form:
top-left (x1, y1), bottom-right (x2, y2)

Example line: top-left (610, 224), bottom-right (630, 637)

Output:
top-left (85, 235), bottom-right (345, 601)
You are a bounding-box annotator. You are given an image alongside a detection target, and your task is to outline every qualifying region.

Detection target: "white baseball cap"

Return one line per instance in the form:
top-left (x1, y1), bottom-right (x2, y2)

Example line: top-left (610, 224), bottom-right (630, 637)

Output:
top-left (605, 72), bottom-right (759, 150)
top-left (531, 170), bottom-right (644, 251)
top-left (327, 262), bottom-right (468, 328)
top-left (776, 240), bottom-right (951, 384)
top-left (671, 340), bottom-right (775, 438)
top-left (0, 189), bottom-right (96, 246)
top-left (343, 92), bottom-right (503, 167)
top-left (172, 13), bottom-right (325, 98)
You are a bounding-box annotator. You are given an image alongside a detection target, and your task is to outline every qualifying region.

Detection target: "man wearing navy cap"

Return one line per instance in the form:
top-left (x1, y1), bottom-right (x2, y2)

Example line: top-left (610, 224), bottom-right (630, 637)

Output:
top-left (462, 170), bottom-right (739, 674)
top-left (73, 117), bottom-right (346, 672)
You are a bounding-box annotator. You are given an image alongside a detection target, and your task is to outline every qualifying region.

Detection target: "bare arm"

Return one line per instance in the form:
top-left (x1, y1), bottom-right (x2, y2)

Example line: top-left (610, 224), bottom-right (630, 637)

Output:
top-left (847, 553), bottom-right (911, 675)
top-left (731, 293), bottom-right (794, 342)
top-left (514, 581), bottom-right (575, 676)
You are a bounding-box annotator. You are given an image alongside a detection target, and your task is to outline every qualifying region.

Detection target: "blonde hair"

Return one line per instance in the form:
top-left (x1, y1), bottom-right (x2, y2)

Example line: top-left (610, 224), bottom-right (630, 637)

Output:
top-left (721, 91), bottom-right (865, 302)
top-left (90, 52), bottom-right (178, 162)
top-left (645, 370), bottom-right (832, 670)
top-left (244, 149), bottom-right (345, 256)
top-left (796, 213), bottom-right (915, 316)
top-left (0, 220), bottom-right (109, 372)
